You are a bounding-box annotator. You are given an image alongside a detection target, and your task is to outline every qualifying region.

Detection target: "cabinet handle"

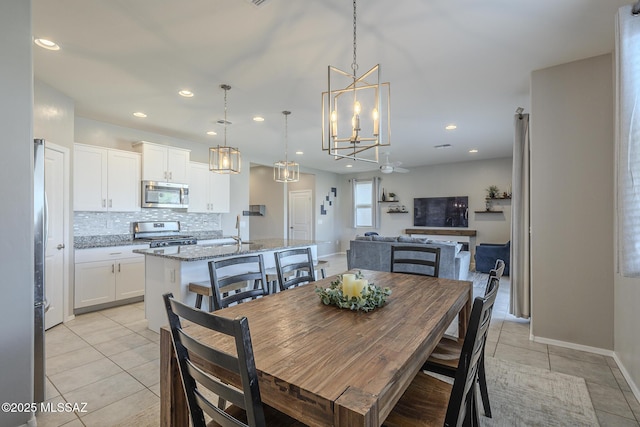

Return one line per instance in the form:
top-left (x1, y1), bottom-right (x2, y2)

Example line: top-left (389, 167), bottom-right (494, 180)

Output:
top-left (118, 263), bottom-right (121, 273)
top-left (102, 199), bottom-right (106, 208)
top-left (164, 171), bottom-right (167, 180)
top-left (111, 264), bottom-right (115, 273)
top-left (108, 199), bottom-right (113, 208)
top-left (169, 171), bottom-right (173, 180)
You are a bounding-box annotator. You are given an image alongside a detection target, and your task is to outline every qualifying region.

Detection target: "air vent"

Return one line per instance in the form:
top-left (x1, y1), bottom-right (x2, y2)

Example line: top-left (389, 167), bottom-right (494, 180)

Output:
top-left (245, 0), bottom-right (269, 7)
top-left (434, 144), bottom-right (452, 149)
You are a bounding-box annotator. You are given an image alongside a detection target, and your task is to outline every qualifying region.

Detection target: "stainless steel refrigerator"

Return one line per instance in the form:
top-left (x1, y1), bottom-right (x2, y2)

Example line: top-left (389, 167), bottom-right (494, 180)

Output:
top-left (34, 138), bottom-right (46, 403)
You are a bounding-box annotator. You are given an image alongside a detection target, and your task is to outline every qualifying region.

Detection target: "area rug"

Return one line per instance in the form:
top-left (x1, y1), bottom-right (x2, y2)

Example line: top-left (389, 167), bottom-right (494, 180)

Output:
top-left (480, 357), bottom-right (598, 426)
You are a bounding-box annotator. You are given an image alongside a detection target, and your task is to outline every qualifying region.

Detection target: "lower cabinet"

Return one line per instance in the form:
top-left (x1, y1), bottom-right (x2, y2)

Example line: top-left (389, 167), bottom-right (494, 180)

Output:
top-left (74, 246), bottom-right (147, 309)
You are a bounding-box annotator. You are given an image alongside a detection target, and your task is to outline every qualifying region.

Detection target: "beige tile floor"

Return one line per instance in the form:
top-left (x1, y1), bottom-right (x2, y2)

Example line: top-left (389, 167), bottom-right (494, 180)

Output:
top-left (38, 254), bottom-right (640, 426)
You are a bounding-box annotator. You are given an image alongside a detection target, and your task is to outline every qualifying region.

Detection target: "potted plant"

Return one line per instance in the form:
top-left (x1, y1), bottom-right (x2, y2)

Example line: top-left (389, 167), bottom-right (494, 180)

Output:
top-left (486, 185), bottom-right (499, 199)
top-left (388, 192), bottom-right (396, 201)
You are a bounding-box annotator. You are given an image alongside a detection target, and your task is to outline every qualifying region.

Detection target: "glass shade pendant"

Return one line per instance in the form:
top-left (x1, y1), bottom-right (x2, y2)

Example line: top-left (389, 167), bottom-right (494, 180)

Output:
top-left (209, 84), bottom-right (241, 174)
top-left (274, 111), bottom-right (299, 183)
top-left (321, 0), bottom-right (390, 163)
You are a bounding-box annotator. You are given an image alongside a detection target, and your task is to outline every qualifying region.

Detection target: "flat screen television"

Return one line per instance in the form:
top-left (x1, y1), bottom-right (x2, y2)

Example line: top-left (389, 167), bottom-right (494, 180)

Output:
top-left (413, 196), bottom-right (468, 228)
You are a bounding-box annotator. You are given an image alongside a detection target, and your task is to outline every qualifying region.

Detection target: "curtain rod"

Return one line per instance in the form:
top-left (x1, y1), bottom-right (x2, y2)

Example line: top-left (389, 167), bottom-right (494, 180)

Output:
top-left (633, 0), bottom-right (640, 15)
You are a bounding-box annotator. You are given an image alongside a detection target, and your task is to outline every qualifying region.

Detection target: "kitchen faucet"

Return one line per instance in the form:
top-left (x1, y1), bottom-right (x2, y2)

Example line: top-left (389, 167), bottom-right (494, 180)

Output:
top-left (232, 214), bottom-right (241, 245)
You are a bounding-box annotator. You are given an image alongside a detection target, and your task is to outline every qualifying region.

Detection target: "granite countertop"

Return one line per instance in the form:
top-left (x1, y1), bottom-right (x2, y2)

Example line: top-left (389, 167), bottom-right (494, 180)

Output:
top-left (74, 230), bottom-right (225, 249)
top-left (132, 238), bottom-right (317, 262)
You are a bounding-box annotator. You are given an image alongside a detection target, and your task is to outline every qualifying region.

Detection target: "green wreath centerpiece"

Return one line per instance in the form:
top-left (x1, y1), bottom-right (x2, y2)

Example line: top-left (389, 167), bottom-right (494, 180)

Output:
top-left (315, 271), bottom-right (391, 312)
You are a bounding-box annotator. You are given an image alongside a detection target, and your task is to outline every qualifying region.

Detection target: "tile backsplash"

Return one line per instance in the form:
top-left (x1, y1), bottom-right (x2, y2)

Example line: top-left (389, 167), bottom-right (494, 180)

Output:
top-left (74, 210), bottom-right (222, 236)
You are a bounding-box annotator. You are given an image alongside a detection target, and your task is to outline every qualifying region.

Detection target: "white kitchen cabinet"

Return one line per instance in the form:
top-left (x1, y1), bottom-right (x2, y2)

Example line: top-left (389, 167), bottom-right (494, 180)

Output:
top-left (133, 141), bottom-right (190, 183)
top-left (74, 245), bottom-right (147, 309)
top-left (188, 162), bottom-right (230, 213)
top-left (74, 144), bottom-right (140, 212)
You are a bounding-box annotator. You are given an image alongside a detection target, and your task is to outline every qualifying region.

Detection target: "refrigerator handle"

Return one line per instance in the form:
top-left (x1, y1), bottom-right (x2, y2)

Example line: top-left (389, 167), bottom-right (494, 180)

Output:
top-left (44, 191), bottom-right (49, 251)
top-left (44, 298), bottom-right (50, 313)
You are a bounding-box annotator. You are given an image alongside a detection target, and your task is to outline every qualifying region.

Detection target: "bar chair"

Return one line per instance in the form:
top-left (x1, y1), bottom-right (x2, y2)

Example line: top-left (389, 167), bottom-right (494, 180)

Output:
top-left (422, 259), bottom-right (505, 418)
top-left (391, 245), bottom-right (441, 278)
top-left (208, 254), bottom-right (269, 311)
top-left (274, 247), bottom-right (316, 291)
top-left (162, 293), bottom-right (304, 427)
top-left (383, 275), bottom-right (500, 427)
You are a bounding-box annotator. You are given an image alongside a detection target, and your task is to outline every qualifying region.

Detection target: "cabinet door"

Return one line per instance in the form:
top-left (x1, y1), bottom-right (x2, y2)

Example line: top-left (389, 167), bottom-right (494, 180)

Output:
top-left (188, 162), bottom-right (210, 213)
top-left (108, 150), bottom-right (141, 212)
top-left (209, 172), bottom-right (230, 213)
top-left (74, 144), bottom-right (108, 211)
top-left (115, 257), bottom-right (145, 300)
top-left (74, 260), bottom-right (115, 308)
top-left (167, 148), bottom-right (190, 183)
top-left (140, 143), bottom-right (168, 182)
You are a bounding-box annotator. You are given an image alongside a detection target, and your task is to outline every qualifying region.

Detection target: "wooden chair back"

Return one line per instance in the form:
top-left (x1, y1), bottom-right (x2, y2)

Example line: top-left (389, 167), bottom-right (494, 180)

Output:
top-left (208, 254), bottom-right (268, 310)
top-left (274, 247), bottom-right (316, 291)
top-left (162, 292), bottom-right (266, 427)
top-left (445, 275), bottom-right (499, 425)
top-left (390, 245), bottom-right (441, 278)
top-left (484, 258), bottom-right (505, 296)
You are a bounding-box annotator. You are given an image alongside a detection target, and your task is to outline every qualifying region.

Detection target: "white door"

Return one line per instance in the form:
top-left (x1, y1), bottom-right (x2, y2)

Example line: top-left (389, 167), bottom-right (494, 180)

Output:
top-left (44, 145), bottom-right (65, 329)
top-left (289, 190), bottom-right (312, 240)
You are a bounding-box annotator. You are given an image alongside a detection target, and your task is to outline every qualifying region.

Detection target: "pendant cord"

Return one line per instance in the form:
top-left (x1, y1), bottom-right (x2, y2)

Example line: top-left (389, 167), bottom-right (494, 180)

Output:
top-left (351, 0), bottom-right (358, 76)
top-left (223, 86), bottom-right (228, 147)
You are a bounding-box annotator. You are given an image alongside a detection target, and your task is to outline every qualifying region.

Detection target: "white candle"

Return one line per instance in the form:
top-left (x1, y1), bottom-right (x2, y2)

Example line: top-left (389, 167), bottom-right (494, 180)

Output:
top-left (342, 274), bottom-right (356, 299)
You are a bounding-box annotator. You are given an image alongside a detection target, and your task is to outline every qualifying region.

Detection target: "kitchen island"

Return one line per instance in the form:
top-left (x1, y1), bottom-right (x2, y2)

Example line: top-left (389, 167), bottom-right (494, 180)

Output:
top-left (133, 239), bottom-right (317, 332)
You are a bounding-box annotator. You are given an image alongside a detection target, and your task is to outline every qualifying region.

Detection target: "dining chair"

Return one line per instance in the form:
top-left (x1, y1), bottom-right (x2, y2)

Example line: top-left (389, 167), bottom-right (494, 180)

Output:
top-left (274, 247), bottom-right (316, 291)
top-left (421, 260), bottom-right (505, 419)
top-left (390, 245), bottom-right (441, 278)
top-left (208, 254), bottom-right (269, 311)
top-left (162, 293), bottom-right (304, 427)
top-left (383, 275), bottom-right (500, 427)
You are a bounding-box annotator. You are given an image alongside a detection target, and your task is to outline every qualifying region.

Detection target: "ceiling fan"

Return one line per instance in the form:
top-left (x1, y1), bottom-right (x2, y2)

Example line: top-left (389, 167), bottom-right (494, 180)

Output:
top-left (379, 153), bottom-right (409, 174)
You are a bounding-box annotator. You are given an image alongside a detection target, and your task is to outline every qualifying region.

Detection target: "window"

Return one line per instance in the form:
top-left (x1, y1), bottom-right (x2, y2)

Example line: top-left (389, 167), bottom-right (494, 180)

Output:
top-left (352, 178), bottom-right (379, 228)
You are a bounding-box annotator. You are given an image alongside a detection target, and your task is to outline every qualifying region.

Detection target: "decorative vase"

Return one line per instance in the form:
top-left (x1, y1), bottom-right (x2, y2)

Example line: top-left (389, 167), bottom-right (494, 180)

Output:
top-left (381, 188), bottom-right (386, 201)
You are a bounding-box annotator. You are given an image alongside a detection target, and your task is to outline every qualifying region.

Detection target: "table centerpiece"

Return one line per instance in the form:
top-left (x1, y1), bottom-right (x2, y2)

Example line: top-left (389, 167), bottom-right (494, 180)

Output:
top-left (315, 271), bottom-right (391, 312)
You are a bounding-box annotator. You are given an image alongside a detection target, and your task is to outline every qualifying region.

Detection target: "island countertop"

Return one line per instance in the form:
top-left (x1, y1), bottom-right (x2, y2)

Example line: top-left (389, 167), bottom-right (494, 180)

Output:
top-left (133, 238), bottom-right (317, 262)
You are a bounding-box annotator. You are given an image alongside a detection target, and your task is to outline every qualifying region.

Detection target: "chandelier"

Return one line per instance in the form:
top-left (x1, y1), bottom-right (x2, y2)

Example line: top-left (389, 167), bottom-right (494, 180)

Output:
top-left (209, 84), bottom-right (241, 174)
top-left (322, 0), bottom-right (390, 163)
top-left (274, 111), bottom-right (300, 182)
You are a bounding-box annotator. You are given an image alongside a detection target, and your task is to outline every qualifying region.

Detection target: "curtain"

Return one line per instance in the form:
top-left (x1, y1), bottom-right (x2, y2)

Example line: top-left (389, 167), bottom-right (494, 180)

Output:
top-left (616, 5), bottom-right (640, 277)
top-left (510, 113), bottom-right (531, 318)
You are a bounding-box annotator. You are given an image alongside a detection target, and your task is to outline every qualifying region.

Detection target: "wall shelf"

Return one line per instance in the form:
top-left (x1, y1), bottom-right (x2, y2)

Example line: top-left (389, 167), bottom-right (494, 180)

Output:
top-left (387, 210), bottom-right (408, 214)
top-left (474, 210), bottom-right (504, 214)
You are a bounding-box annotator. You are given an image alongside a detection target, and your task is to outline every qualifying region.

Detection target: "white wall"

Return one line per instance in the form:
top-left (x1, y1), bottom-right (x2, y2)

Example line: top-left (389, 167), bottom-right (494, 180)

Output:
top-left (530, 54), bottom-right (614, 350)
top-left (337, 157), bottom-right (513, 256)
top-left (0, 1), bottom-right (36, 426)
top-left (249, 165), bottom-right (286, 240)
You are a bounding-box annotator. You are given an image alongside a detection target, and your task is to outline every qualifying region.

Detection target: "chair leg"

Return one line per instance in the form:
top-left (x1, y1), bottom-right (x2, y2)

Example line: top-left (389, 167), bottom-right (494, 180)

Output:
top-left (194, 294), bottom-right (203, 309)
top-left (208, 296), bottom-right (215, 312)
top-left (478, 353), bottom-right (492, 418)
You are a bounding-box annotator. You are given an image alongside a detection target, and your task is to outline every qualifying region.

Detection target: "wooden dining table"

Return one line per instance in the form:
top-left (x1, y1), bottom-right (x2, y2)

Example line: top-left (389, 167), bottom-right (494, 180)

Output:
top-left (160, 269), bottom-right (472, 427)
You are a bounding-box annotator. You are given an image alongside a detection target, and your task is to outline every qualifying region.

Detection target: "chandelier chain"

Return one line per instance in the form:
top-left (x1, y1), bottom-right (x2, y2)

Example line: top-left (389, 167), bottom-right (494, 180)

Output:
top-left (352, 0), bottom-right (358, 74)
top-left (223, 85), bottom-right (228, 147)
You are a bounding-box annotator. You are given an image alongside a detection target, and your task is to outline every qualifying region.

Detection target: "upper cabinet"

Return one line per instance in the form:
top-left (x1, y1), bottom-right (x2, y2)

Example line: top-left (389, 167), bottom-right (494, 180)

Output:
top-left (188, 162), bottom-right (230, 213)
top-left (133, 141), bottom-right (190, 183)
top-left (74, 143), bottom-right (140, 212)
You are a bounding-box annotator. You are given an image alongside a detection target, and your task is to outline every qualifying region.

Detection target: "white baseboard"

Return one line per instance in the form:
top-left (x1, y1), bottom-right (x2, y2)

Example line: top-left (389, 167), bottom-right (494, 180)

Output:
top-left (531, 334), bottom-right (640, 403)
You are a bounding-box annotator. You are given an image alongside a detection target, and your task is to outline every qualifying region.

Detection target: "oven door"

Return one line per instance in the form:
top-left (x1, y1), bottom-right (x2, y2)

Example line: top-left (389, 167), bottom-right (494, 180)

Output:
top-left (141, 181), bottom-right (189, 208)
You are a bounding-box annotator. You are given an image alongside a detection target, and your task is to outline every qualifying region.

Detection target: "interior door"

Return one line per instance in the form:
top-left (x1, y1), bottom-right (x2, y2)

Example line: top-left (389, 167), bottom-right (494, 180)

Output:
top-left (44, 145), bottom-right (65, 329)
top-left (288, 190), bottom-right (312, 240)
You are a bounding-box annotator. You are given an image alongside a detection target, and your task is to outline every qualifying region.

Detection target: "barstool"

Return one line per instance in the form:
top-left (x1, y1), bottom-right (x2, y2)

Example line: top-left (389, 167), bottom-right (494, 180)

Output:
top-left (314, 260), bottom-right (329, 279)
top-left (188, 280), bottom-right (251, 311)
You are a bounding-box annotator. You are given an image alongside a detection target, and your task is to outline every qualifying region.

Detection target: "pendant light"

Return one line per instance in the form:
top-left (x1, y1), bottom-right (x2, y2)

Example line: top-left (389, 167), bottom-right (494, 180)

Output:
top-left (209, 84), bottom-right (241, 174)
top-left (321, 0), bottom-right (390, 163)
top-left (274, 111), bottom-right (299, 182)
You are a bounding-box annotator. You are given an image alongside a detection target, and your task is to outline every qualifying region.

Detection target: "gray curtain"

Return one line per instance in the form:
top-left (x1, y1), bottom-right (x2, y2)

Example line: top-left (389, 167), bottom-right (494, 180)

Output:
top-left (510, 113), bottom-right (531, 318)
top-left (616, 5), bottom-right (640, 277)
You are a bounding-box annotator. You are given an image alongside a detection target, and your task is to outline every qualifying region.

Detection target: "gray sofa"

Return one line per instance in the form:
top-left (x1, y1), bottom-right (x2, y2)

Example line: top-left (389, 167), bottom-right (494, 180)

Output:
top-left (349, 236), bottom-right (471, 280)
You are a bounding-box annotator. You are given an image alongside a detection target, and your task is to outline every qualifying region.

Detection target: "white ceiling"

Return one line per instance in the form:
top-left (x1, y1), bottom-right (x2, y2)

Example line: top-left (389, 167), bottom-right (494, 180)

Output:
top-left (32, 0), bottom-right (629, 174)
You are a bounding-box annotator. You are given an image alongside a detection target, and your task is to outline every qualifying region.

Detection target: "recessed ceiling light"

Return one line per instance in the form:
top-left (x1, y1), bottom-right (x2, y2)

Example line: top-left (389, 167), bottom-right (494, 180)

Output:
top-left (434, 144), bottom-right (452, 149)
top-left (253, 116), bottom-right (265, 122)
top-left (34, 38), bottom-right (60, 51)
top-left (206, 131), bottom-right (217, 136)
top-left (295, 151), bottom-right (303, 155)
top-left (469, 149), bottom-right (478, 153)
top-left (133, 112), bottom-right (147, 118)
top-left (445, 124), bottom-right (457, 130)
top-left (178, 90), bottom-right (194, 98)
top-left (346, 164), bottom-right (353, 168)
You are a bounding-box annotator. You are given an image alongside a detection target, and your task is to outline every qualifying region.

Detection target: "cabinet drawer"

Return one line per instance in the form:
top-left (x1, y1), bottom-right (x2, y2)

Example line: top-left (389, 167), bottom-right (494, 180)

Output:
top-left (75, 245), bottom-right (148, 263)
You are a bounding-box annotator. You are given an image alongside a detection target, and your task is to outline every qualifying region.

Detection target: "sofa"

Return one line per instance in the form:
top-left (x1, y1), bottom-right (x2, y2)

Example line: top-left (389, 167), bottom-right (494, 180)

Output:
top-left (475, 241), bottom-right (510, 275)
top-left (348, 235), bottom-right (471, 281)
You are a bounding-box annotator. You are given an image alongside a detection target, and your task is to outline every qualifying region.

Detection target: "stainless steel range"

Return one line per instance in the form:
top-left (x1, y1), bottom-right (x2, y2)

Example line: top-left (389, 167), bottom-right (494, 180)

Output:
top-left (133, 221), bottom-right (197, 248)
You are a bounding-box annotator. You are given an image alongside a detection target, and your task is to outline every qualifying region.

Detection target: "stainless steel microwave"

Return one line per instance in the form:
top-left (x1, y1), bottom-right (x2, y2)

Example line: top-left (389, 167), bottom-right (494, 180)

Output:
top-left (141, 181), bottom-right (189, 209)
